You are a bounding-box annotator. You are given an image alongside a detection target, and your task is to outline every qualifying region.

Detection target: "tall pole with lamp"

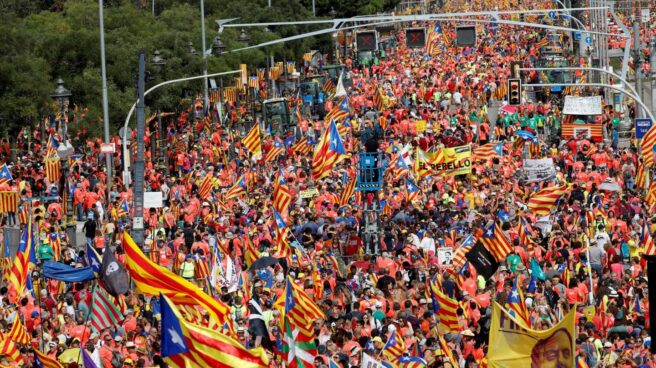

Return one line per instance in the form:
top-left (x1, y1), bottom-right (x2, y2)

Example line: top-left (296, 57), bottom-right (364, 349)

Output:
top-left (51, 78), bottom-right (76, 245)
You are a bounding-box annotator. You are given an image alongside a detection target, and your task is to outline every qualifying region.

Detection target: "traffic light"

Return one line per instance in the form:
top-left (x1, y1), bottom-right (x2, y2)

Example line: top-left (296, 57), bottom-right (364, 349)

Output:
top-left (455, 25), bottom-right (476, 46)
top-left (510, 62), bottom-right (522, 79)
top-left (508, 78), bottom-right (522, 106)
top-left (356, 31), bottom-right (378, 52)
top-left (405, 28), bottom-right (426, 48)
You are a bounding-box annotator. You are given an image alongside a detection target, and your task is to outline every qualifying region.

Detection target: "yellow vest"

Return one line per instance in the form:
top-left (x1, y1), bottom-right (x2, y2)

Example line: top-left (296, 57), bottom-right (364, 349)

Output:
top-left (181, 261), bottom-right (195, 279)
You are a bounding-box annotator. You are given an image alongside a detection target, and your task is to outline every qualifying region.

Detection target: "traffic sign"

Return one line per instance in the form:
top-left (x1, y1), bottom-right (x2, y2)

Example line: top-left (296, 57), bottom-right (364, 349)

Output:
top-left (635, 118), bottom-right (653, 139)
top-left (100, 143), bottom-right (115, 154)
top-left (585, 36), bottom-right (592, 44)
top-left (574, 32), bottom-right (581, 41)
top-left (548, 11), bottom-right (556, 19)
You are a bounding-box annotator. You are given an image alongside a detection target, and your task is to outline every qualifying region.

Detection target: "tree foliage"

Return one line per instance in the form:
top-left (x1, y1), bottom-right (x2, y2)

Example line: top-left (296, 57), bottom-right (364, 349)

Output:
top-left (0, 0), bottom-right (399, 137)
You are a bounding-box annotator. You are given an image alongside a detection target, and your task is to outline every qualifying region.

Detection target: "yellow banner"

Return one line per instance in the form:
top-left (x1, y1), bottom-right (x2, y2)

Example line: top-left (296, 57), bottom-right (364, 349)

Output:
top-left (416, 120), bottom-right (427, 134)
top-left (416, 144), bottom-right (472, 178)
top-left (488, 302), bottom-right (576, 368)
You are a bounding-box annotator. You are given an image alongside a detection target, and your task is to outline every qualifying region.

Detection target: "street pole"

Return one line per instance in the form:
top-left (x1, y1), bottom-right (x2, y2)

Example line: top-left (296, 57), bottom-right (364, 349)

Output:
top-left (132, 52), bottom-right (146, 247)
top-left (650, 36), bottom-right (656, 115)
top-left (200, 0), bottom-right (209, 113)
top-left (99, 0), bottom-right (112, 203)
top-left (633, 20), bottom-right (643, 117)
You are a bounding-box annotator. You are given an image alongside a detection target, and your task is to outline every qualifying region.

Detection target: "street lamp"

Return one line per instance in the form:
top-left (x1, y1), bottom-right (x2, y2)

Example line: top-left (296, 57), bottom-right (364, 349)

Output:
top-left (50, 78), bottom-right (72, 138)
top-left (188, 41), bottom-right (199, 57)
top-left (151, 50), bottom-right (167, 69)
top-left (329, 7), bottom-right (337, 18)
top-left (264, 26), bottom-right (272, 33)
top-left (56, 140), bottom-right (76, 246)
top-left (238, 29), bottom-right (250, 44)
top-left (212, 34), bottom-right (226, 56)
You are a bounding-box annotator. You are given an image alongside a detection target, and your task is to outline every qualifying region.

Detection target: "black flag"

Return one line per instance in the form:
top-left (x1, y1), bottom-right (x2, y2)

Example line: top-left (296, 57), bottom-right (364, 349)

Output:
top-left (248, 298), bottom-right (273, 350)
top-left (465, 241), bottom-right (500, 281)
top-left (99, 247), bottom-right (129, 297)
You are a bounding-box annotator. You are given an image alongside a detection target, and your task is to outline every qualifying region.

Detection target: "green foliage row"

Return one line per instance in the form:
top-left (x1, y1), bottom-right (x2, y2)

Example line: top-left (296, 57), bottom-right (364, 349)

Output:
top-left (0, 0), bottom-right (398, 138)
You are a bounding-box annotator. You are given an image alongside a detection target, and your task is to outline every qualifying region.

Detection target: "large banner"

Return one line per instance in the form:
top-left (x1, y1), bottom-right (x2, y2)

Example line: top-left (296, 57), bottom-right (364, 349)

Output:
top-left (523, 158), bottom-right (556, 183)
top-left (416, 144), bottom-right (472, 178)
top-left (488, 302), bottom-right (576, 368)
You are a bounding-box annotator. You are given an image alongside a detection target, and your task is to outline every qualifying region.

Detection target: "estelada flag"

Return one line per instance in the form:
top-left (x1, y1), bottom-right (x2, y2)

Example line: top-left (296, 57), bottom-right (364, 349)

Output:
top-left (160, 293), bottom-right (268, 368)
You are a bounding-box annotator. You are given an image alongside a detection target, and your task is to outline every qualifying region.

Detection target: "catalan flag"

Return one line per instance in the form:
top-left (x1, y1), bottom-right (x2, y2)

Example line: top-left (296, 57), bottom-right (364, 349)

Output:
top-left (242, 124), bottom-right (262, 159)
top-left (0, 191), bottom-right (18, 214)
top-left (116, 199), bottom-right (129, 218)
top-left (641, 219), bottom-right (656, 256)
top-left (0, 334), bottom-right (22, 365)
top-left (406, 178), bottom-right (421, 203)
top-left (382, 330), bottom-right (405, 361)
top-left (373, 86), bottom-right (385, 111)
top-left (528, 184), bottom-right (569, 215)
top-left (339, 176), bottom-right (357, 207)
top-left (324, 97), bottom-right (350, 123)
top-left (122, 231), bottom-right (235, 336)
top-left (636, 162), bottom-right (647, 190)
top-left (34, 348), bottom-right (64, 368)
top-left (312, 120), bottom-right (347, 181)
top-left (535, 37), bottom-right (550, 49)
top-left (479, 221), bottom-right (513, 262)
top-left (283, 276), bottom-right (325, 330)
top-left (641, 123), bottom-right (656, 167)
top-left (0, 164), bottom-right (13, 185)
top-left (438, 335), bottom-right (458, 367)
top-left (44, 157), bottom-right (61, 183)
top-left (505, 276), bottom-right (531, 327)
top-left (9, 221), bottom-right (35, 297)
top-left (244, 235), bottom-right (260, 269)
top-left (197, 173), bottom-right (214, 200)
top-left (452, 235), bottom-right (475, 272)
top-left (272, 169), bottom-right (292, 214)
top-left (224, 176), bottom-right (247, 200)
top-left (45, 134), bottom-right (59, 158)
top-left (265, 141), bottom-right (285, 163)
top-left (397, 356), bottom-right (428, 368)
top-left (473, 142), bottom-right (503, 161)
top-left (273, 209), bottom-right (293, 258)
top-left (323, 78), bottom-right (335, 94)
top-left (431, 277), bottom-right (460, 332)
top-left (291, 136), bottom-right (315, 155)
top-left (7, 318), bottom-right (30, 344)
top-left (160, 294), bottom-right (269, 368)
top-left (518, 216), bottom-right (536, 254)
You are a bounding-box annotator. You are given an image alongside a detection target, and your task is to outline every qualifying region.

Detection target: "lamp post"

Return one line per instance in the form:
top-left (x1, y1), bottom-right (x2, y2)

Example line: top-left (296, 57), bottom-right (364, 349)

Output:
top-left (56, 140), bottom-right (76, 246)
top-left (650, 36), bottom-right (655, 115)
top-left (150, 51), bottom-right (167, 170)
top-left (50, 78), bottom-right (72, 139)
top-left (238, 29), bottom-right (250, 44)
top-left (188, 41), bottom-right (199, 57)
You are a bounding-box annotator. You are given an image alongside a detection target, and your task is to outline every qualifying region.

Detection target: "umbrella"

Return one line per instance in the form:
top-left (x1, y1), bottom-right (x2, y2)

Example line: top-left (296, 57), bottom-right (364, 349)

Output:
top-left (58, 348), bottom-right (82, 365)
top-left (599, 179), bottom-right (622, 192)
top-left (249, 256), bottom-right (279, 271)
top-left (499, 105), bottom-right (518, 114)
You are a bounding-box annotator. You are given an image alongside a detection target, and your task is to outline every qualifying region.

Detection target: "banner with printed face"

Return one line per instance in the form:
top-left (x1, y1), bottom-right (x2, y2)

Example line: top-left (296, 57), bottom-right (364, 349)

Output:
top-left (488, 302), bottom-right (576, 368)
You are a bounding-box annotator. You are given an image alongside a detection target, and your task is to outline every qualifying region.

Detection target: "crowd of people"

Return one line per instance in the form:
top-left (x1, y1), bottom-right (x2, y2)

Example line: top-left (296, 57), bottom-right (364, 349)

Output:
top-left (1, 0), bottom-right (656, 367)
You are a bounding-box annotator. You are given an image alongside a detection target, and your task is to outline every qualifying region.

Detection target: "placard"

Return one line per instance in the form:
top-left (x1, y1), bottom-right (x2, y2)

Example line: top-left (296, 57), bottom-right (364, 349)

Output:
top-left (300, 188), bottom-right (319, 198)
top-left (416, 120), bottom-right (427, 134)
top-left (523, 158), bottom-right (556, 183)
top-left (636, 118), bottom-right (653, 139)
top-left (562, 95), bottom-right (602, 115)
top-left (143, 192), bottom-right (163, 208)
top-left (437, 247), bottom-right (454, 267)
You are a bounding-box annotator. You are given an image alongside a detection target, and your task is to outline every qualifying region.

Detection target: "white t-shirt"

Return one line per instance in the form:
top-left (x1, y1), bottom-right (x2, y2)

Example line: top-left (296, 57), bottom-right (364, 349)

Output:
top-left (419, 236), bottom-right (436, 255)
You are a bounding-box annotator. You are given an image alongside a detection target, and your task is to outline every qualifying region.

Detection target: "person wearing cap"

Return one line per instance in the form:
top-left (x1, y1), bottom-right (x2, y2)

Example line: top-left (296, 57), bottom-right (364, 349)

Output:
top-left (599, 341), bottom-right (618, 366)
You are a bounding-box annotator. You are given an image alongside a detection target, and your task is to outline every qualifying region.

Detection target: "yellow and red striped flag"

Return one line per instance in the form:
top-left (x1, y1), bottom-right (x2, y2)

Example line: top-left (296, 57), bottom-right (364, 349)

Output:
top-left (0, 192), bottom-right (18, 214)
top-left (197, 174), bottom-right (214, 200)
top-left (44, 157), bottom-right (62, 182)
top-left (34, 348), bottom-right (63, 367)
top-left (641, 220), bottom-right (656, 257)
top-left (272, 169), bottom-right (292, 214)
top-left (431, 279), bottom-right (460, 332)
top-left (279, 276), bottom-right (325, 329)
top-left (160, 294), bottom-right (269, 368)
top-left (528, 184), bottom-right (569, 215)
top-left (0, 333), bottom-right (22, 365)
top-left (224, 176), bottom-right (247, 200)
top-left (641, 123), bottom-right (656, 167)
top-left (265, 141), bottom-right (285, 163)
top-left (241, 124), bottom-right (262, 159)
top-left (9, 221), bottom-right (34, 297)
top-left (243, 235), bottom-right (260, 269)
top-left (636, 162), bottom-right (647, 190)
top-left (382, 330), bottom-right (406, 361)
top-left (339, 177), bottom-right (357, 206)
top-left (122, 231), bottom-right (235, 336)
top-left (479, 221), bottom-right (513, 262)
top-left (7, 319), bottom-right (30, 344)
top-left (312, 120), bottom-right (347, 181)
